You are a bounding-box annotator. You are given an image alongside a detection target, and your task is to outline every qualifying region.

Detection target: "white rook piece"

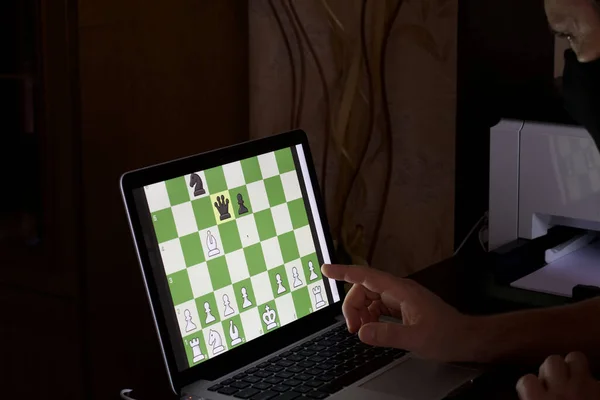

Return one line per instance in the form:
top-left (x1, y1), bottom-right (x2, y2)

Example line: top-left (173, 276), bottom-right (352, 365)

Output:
top-left (189, 338), bottom-right (205, 363)
top-left (313, 286), bottom-right (326, 309)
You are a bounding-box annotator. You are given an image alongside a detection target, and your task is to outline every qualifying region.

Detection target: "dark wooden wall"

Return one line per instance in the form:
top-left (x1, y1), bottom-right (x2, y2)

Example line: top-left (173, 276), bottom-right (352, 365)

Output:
top-left (1, 1), bottom-right (249, 398)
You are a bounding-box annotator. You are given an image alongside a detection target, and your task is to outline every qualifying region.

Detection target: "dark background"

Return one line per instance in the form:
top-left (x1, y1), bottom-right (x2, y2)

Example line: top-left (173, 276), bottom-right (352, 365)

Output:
top-left (0, 0), bottom-right (572, 398)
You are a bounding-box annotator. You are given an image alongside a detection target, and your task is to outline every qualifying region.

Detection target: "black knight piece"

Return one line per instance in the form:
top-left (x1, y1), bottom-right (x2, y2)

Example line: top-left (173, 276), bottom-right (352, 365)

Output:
top-left (237, 193), bottom-right (249, 215)
top-left (189, 173), bottom-right (206, 196)
top-left (214, 195), bottom-right (231, 221)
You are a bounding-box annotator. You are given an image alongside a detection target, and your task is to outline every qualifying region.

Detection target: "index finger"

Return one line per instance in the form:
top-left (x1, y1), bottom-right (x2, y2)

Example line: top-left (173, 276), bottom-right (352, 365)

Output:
top-left (322, 264), bottom-right (407, 298)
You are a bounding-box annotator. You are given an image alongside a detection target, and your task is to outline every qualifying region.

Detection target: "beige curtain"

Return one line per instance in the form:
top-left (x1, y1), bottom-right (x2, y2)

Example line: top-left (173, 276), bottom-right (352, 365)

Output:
top-left (249, 0), bottom-right (457, 276)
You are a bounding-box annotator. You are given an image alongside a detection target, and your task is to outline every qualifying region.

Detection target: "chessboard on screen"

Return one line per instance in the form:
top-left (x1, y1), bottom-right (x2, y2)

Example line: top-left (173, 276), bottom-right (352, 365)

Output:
top-left (143, 148), bottom-right (329, 367)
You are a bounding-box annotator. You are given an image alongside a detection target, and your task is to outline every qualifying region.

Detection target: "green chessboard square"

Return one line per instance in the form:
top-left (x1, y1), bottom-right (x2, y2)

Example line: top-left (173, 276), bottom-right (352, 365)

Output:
top-left (218, 221), bottom-right (242, 253)
top-left (244, 244), bottom-right (267, 276)
top-left (241, 157), bottom-right (263, 184)
top-left (268, 265), bottom-right (290, 299)
top-left (192, 196), bottom-right (217, 230)
top-left (287, 199), bottom-right (309, 229)
top-left (301, 253), bottom-right (322, 283)
top-left (180, 233), bottom-right (205, 267)
top-left (278, 232), bottom-right (300, 263)
top-left (152, 208), bottom-right (178, 243)
top-left (167, 269), bottom-right (194, 305)
top-left (254, 209), bottom-right (276, 241)
top-left (206, 257), bottom-right (232, 291)
top-left (165, 176), bottom-right (190, 206)
top-left (275, 148), bottom-right (295, 174)
top-left (195, 292), bottom-right (220, 328)
top-left (233, 278), bottom-right (256, 312)
top-left (258, 300), bottom-right (280, 333)
top-left (221, 314), bottom-right (246, 349)
top-left (229, 185), bottom-right (252, 217)
top-left (264, 176), bottom-right (286, 207)
top-left (292, 287), bottom-right (312, 318)
top-left (205, 166), bottom-right (228, 194)
top-left (183, 330), bottom-right (209, 367)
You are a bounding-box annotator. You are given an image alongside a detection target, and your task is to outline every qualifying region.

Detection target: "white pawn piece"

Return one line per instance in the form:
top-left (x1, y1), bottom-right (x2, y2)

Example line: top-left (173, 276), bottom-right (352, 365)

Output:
top-left (308, 261), bottom-right (318, 281)
top-left (292, 267), bottom-right (303, 288)
top-left (229, 320), bottom-right (242, 346)
top-left (184, 309), bottom-right (197, 332)
top-left (313, 286), bottom-right (326, 309)
top-left (204, 301), bottom-right (216, 324)
top-left (208, 329), bottom-right (225, 355)
top-left (262, 305), bottom-right (277, 330)
top-left (206, 230), bottom-right (221, 257)
top-left (189, 337), bottom-right (205, 363)
top-left (241, 287), bottom-right (253, 309)
top-left (276, 274), bottom-right (286, 294)
top-left (223, 294), bottom-right (235, 316)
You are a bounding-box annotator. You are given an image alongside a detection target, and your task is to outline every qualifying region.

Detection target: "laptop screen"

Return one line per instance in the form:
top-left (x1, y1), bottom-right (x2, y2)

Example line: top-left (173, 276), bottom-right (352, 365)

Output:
top-left (132, 144), bottom-right (340, 371)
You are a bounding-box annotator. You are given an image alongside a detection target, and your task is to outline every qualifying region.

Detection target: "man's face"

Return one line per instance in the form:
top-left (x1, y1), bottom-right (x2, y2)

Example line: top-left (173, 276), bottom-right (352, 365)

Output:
top-left (545, 0), bottom-right (600, 62)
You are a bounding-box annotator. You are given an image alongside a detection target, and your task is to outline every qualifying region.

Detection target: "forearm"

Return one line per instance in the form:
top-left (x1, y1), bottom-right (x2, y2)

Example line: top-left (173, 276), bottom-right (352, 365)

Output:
top-left (464, 298), bottom-right (600, 365)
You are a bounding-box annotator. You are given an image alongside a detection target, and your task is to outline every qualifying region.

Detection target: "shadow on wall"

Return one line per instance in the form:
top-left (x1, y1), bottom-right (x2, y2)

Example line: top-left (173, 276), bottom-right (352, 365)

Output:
top-left (249, 0), bottom-right (458, 276)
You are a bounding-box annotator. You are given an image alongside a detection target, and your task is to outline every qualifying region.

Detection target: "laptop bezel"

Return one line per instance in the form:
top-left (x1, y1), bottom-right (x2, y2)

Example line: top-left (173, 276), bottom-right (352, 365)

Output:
top-left (120, 130), bottom-right (345, 393)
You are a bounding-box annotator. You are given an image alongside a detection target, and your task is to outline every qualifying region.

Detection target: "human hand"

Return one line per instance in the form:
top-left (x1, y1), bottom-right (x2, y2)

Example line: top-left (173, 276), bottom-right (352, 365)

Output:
top-left (517, 352), bottom-right (600, 400)
top-left (321, 264), bottom-right (478, 362)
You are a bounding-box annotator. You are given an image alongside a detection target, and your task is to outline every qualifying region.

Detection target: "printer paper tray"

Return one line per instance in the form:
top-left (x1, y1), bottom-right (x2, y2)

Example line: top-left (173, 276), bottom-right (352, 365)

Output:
top-left (511, 241), bottom-right (600, 297)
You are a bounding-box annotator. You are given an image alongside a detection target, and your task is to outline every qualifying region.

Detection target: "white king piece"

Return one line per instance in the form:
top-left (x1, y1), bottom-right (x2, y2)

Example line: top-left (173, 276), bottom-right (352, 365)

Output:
top-left (262, 305), bottom-right (277, 330)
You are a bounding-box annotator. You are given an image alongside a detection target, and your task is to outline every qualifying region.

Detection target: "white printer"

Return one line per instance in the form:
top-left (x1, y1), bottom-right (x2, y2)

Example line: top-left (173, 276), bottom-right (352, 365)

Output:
top-left (488, 119), bottom-right (600, 301)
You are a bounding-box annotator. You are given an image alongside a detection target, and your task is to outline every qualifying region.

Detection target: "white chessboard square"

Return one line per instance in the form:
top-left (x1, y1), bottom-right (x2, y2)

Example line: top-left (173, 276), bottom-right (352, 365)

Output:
top-left (236, 215), bottom-right (260, 248)
top-left (280, 171), bottom-right (302, 202)
top-left (261, 237), bottom-right (284, 270)
top-left (294, 226), bottom-right (316, 258)
top-left (246, 180), bottom-right (269, 212)
top-left (225, 249), bottom-right (250, 284)
top-left (202, 324), bottom-right (229, 358)
top-left (251, 271), bottom-right (274, 305)
top-left (258, 152), bottom-right (279, 179)
top-left (171, 202), bottom-right (198, 237)
top-left (284, 259), bottom-right (305, 291)
top-left (223, 161), bottom-right (246, 190)
top-left (271, 204), bottom-right (293, 236)
top-left (187, 262), bottom-right (214, 298)
top-left (275, 293), bottom-right (296, 327)
top-left (159, 238), bottom-right (187, 275)
top-left (307, 281), bottom-right (329, 312)
top-left (199, 226), bottom-right (224, 261)
top-left (213, 285), bottom-right (237, 321)
top-left (174, 299), bottom-right (201, 337)
top-left (240, 307), bottom-right (262, 341)
top-left (184, 171), bottom-right (210, 200)
top-left (145, 181), bottom-right (171, 213)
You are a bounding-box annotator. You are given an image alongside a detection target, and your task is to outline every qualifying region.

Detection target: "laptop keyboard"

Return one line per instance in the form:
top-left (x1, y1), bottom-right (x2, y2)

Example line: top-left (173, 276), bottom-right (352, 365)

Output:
top-left (207, 324), bottom-right (406, 399)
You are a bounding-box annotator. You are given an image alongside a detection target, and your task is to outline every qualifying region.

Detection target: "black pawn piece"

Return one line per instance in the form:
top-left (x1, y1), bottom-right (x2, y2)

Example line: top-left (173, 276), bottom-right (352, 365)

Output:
top-left (237, 193), bottom-right (249, 215)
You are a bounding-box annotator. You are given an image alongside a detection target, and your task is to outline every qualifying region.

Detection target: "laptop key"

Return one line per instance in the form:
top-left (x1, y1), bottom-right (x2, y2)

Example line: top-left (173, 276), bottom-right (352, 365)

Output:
top-left (266, 365), bottom-right (282, 373)
top-left (306, 392), bottom-right (329, 399)
top-left (258, 362), bottom-right (270, 368)
top-left (247, 367), bottom-right (259, 374)
top-left (299, 350), bottom-right (315, 357)
top-left (276, 360), bottom-right (294, 367)
top-left (243, 376), bottom-right (262, 384)
top-left (222, 378), bottom-right (236, 385)
top-left (305, 368), bottom-right (322, 376)
top-left (280, 351), bottom-right (293, 358)
top-left (264, 376), bottom-right (284, 385)
top-left (305, 380), bottom-right (324, 388)
top-left (231, 381), bottom-right (252, 389)
top-left (309, 356), bottom-right (326, 363)
top-left (328, 355), bottom-right (394, 388)
top-left (295, 374), bottom-right (312, 381)
top-left (250, 390), bottom-right (279, 400)
top-left (307, 345), bottom-right (326, 351)
top-left (321, 351), bottom-right (336, 358)
top-left (292, 386), bottom-right (312, 394)
top-left (271, 385), bottom-right (290, 392)
top-left (234, 388), bottom-right (261, 399)
top-left (272, 393), bottom-right (301, 400)
top-left (218, 387), bottom-right (239, 395)
top-left (316, 374), bottom-right (335, 382)
top-left (298, 361), bottom-right (315, 368)
top-left (207, 384), bottom-right (222, 391)
top-left (286, 355), bottom-right (304, 362)
top-left (286, 366), bottom-right (304, 373)
top-left (234, 373), bottom-right (247, 379)
top-left (275, 371), bottom-right (294, 379)
top-left (253, 382), bottom-right (272, 390)
top-left (255, 371), bottom-right (273, 378)
top-left (268, 356), bottom-right (282, 363)
top-left (282, 379), bottom-right (301, 387)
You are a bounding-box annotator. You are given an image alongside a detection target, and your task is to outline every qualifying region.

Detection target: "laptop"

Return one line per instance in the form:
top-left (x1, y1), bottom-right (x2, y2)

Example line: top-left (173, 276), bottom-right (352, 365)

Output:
top-left (120, 130), bottom-right (481, 400)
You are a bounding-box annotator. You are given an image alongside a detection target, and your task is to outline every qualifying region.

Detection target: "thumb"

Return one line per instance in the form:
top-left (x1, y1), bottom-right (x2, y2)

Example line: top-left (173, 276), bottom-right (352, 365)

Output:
top-left (358, 321), bottom-right (415, 350)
